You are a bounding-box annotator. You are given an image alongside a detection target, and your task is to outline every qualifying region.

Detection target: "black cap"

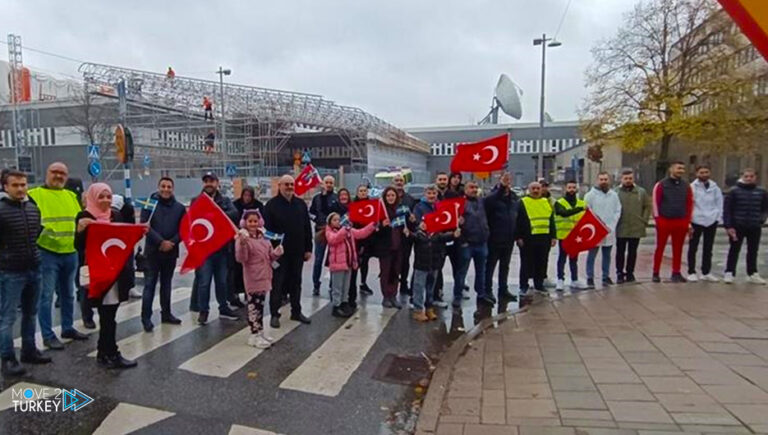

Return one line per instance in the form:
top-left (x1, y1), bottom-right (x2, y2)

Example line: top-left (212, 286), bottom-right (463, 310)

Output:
top-left (202, 171), bottom-right (218, 181)
top-left (537, 178), bottom-right (549, 186)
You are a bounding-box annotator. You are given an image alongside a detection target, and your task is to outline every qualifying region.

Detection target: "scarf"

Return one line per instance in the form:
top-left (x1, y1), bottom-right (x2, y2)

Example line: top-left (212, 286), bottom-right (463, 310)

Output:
top-left (85, 183), bottom-right (113, 222)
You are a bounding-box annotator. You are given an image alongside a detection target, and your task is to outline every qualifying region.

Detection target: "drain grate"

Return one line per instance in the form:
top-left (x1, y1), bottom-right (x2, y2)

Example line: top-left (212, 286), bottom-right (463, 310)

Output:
top-left (373, 354), bottom-right (433, 386)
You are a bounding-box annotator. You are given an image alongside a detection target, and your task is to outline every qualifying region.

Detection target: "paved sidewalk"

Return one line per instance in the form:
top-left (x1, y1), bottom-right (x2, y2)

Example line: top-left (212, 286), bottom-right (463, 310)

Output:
top-left (425, 281), bottom-right (768, 435)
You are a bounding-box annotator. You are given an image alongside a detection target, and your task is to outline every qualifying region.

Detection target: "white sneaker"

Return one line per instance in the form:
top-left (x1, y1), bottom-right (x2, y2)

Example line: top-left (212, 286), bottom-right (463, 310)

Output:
top-left (702, 274), bottom-right (720, 282)
top-left (544, 278), bottom-right (557, 288)
top-left (433, 301), bottom-right (449, 308)
top-left (129, 288), bottom-right (143, 298)
top-left (248, 334), bottom-right (271, 349)
top-left (261, 333), bottom-right (275, 343)
top-left (687, 274), bottom-right (699, 282)
top-left (571, 280), bottom-right (588, 290)
top-left (555, 279), bottom-right (564, 291)
top-left (748, 274), bottom-right (767, 285)
top-left (724, 272), bottom-right (734, 284)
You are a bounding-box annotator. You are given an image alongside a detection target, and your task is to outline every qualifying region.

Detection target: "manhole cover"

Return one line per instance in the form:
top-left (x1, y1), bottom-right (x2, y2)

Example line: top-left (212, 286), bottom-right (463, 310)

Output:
top-left (373, 354), bottom-right (433, 386)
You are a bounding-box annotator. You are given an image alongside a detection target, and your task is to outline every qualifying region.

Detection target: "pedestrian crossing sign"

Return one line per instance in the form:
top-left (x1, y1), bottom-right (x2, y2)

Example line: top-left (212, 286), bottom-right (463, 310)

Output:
top-left (88, 145), bottom-right (100, 160)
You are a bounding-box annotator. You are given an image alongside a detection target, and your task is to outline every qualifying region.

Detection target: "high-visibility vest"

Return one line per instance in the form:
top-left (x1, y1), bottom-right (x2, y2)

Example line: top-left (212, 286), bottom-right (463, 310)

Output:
top-left (522, 196), bottom-right (553, 235)
top-left (27, 187), bottom-right (81, 254)
top-left (554, 197), bottom-right (585, 240)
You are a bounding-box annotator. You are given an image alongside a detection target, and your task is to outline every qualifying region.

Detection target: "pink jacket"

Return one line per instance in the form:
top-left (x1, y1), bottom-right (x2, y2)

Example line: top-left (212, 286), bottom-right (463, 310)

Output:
top-left (325, 223), bottom-right (376, 272)
top-left (235, 235), bottom-right (281, 294)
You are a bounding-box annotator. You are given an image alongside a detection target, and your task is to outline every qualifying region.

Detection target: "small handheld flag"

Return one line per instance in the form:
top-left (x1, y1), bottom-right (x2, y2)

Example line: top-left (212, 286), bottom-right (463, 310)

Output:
top-left (391, 216), bottom-right (407, 228)
top-left (396, 205), bottom-right (410, 217)
top-left (136, 197), bottom-right (158, 212)
top-left (260, 229), bottom-right (285, 243)
top-left (340, 214), bottom-right (351, 227)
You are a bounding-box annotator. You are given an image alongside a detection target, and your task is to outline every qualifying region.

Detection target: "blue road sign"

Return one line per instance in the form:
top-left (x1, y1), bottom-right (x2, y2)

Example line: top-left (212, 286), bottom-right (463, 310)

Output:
top-left (144, 154), bottom-right (151, 167)
top-left (226, 164), bottom-right (237, 177)
top-left (87, 145), bottom-right (100, 160)
top-left (88, 160), bottom-right (102, 178)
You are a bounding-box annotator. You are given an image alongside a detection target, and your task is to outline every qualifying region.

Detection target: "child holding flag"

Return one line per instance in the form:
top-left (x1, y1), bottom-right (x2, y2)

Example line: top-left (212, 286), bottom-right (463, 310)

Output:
top-left (235, 210), bottom-right (283, 349)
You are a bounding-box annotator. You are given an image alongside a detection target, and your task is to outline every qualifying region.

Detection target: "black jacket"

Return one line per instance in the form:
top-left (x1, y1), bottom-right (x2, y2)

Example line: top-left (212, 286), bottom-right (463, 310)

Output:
top-left (75, 208), bottom-right (136, 304)
top-left (0, 193), bottom-right (41, 272)
top-left (483, 185), bottom-right (520, 246)
top-left (413, 229), bottom-right (455, 271)
top-left (461, 196), bottom-right (489, 244)
top-left (309, 191), bottom-right (339, 229)
top-left (140, 192), bottom-right (186, 259)
top-left (371, 205), bottom-right (406, 256)
top-left (194, 191), bottom-right (239, 224)
top-left (724, 182), bottom-right (768, 229)
top-left (264, 194), bottom-right (312, 256)
top-left (233, 197), bottom-right (264, 221)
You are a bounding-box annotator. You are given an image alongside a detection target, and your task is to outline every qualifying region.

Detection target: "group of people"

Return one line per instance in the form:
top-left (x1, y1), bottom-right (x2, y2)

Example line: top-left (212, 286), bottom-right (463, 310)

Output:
top-left (1, 160), bottom-right (767, 375)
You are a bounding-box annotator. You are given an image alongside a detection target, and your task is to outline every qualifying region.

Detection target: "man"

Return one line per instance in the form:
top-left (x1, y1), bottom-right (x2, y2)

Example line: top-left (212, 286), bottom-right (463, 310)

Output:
top-left (194, 172), bottom-right (241, 325)
top-left (28, 163), bottom-right (88, 350)
top-left (723, 168), bottom-right (768, 284)
top-left (0, 170), bottom-right (52, 376)
top-left (264, 175), bottom-right (313, 328)
top-left (140, 177), bottom-right (186, 332)
top-left (454, 181), bottom-right (491, 307)
top-left (615, 169), bottom-right (651, 283)
top-left (553, 180), bottom-right (588, 291)
top-left (433, 171), bottom-right (461, 307)
top-left (392, 173), bottom-right (417, 295)
top-left (484, 172), bottom-right (520, 303)
top-left (539, 178), bottom-right (556, 208)
top-left (687, 165), bottom-right (723, 282)
top-left (435, 171), bottom-right (460, 200)
top-left (584, 172), bottom-right (622, 288)
top-left (309, 175), bottom-right (338, 296)
top-left (517, 182), bottom-right (556, 296)
top-left (652, 161), bottom-right (693, 283)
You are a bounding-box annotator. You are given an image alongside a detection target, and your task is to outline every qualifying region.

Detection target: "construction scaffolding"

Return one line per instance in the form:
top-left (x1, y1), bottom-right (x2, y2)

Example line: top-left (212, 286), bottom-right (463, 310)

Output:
top-left (77, 63), bottom-right (427, 178)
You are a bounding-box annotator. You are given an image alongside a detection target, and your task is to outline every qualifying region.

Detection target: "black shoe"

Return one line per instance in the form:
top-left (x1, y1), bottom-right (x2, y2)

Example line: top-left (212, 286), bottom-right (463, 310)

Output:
top-left (229, 298), bottom-right (246, 309)
top-left (499, 290), bottom-right (516, 301)
top-left (96, 354), bottom-right (110, 367)
top-left (270, 316), bottom-right (280, 329)
top-left (83, 319), bottom-right (96, 330)
top-left (478, 295), bottom-right (496, 306)
top-left (161, 314), bottom-right (182, 325)
top-left (43, 338), bottom-right (65, 350)
top-left (617, 274), bottom-right (625, 284)
top-left (626, 274), bottom-right (636, 283)
top-left (312, 287), bottom-right (320, 296)
top-left (452, 298), bottom-right (462, 308)
top-left (652, 275), bottom-right (661, 283)
top-left (391, 298), bottom-right (403, 309)
top-left (291, 313), bottom-right (311, 324)
top-left (486, 294), bottom-right (498, 304)
top-left (463, 285), bottom-right (470, 291)
top-left (219, 308), bottom-right (240, 321)
top-left (198, 311), bottom-right (209, 325)
top-left (20, 349), bottom-right (52, 364)
top-left (332, 306), bottom-right (349, 318)
top-left (2, 358), bottom-right (26, 376)
top-left (603, 277), bottom-right (614, 286)
top-left (104, 353), bottom-right (137, 369)
top-left (61, 330), bottom-right (89, 341)
top-left (348, 301), bottom-right (358, 312)
top-left (360, 284), bottom-right (373, 296)
top-left (399, 285), bottom-right (412, 296)
top-left (142, 320), bottom-right (154, 332)
top-left (586, 279), bottom-right (596, 289)
top-left (670, 273), bottom-right (687, 283)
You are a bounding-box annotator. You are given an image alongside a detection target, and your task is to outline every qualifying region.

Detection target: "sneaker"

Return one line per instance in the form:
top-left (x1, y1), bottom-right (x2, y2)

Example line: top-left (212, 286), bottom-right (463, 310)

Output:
top-left (544, 278), bottom-right (557, 288)
top-left (555, 279), bottom-right (564, 292)
top-left (687, 273), bottom-right (699, 282)
top-left (83, 319), bottom-right (97, 330)
top-left (43, 338), bottom-right (65, 351)
top-left (129, 288), bottom-right (142, 299)
top-left (261, 333), bottom-right (275, 343)
top-left (219, 308), bottom-right (240, 321)
top-left (652, 275), bottom-right (661, 283)
top-left (617, 274), bottom-right (625, 284)
top-left (433, 300), bottom-right (449, 308)
top-left (748, 274), bottom-right (767, 285)
top-left (229, 298), bottom-right (246, 309)
top-left (270, 317), bottom-right (280, 328)
top-left (626, 273), bottom-right (636, 283)
top-left (198, 311), bottom-right (209, 325)
top-left (603, 277), bottom-right (614, 286)
top-left (312, 287), bottom-right (320, 297)
top-left (498, 290), bottom-right (515, 301)
top-left (586, 278), bottom-right (595, 289)
top-left (535, 288), bottom-right (549, 296)
top-left (670, 273), bottom-right (687, 283)
top-left (412, 311), bottom-right (429, 322)
top-left (426, 308), bottom-right (438, 321)
top-left (571, 280), bottom-right (588, 290)
top-left (702, 274), bottom-right (720, 282)
top-left (391, 298), bottom-right (403, 309)
top-left (723, 272), bottom-right (734, 284)
top-left (332, 306), bottom-right (349, 318)
top-left (248, 334), bottom-right (272, 349)
top-left (1, 358), bottom-right (26, 376)
top-left (359, 284), bottom-right (374, 296)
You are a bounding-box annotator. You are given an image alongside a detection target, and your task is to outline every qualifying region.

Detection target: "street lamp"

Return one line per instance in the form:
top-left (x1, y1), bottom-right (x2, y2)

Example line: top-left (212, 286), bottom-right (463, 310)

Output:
top-left (533, 33), bottom-right (562, 180)
top-left (216, 66), bottom-right (231, 171)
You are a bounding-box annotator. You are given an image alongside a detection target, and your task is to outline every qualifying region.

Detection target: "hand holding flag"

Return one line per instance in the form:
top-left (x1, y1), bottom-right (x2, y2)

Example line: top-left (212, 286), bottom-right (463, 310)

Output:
top-left (561, 209), bottom-right (610, 258)
top-left (84, 222), bottom-right (148, 298)
top-left (180, 194), bottom-right (238, 273)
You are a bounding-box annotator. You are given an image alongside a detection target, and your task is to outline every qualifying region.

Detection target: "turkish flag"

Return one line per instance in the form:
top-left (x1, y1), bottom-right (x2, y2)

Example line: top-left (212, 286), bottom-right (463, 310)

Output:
top-left (85, 222), bottom-right (148, 299)
top-left (561, 209), bottom-right (610, 258)
top-left (423, 208), bottom-right (459, 233)
top-left (294, 164), bottom-right (322, 196)
top-left (436, 197), bottom-right (466, 217)
top-left (180, 194), bottom-right (238, 273)
top-left (450, 134), bottom-right (509, 173)
top-left (348, 199), bottom-right (386, 225)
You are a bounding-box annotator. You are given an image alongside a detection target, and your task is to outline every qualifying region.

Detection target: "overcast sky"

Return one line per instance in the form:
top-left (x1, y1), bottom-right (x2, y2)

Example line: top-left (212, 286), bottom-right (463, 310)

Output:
top-left (2, 0), bottom-right (637, 128)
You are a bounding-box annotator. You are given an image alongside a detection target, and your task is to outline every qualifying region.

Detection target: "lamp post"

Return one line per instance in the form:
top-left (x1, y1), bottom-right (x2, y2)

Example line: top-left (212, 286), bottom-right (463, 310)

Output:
top-left (216, 66), bottom-right (231, 171)
top-left (533, 34), bottom-right (561, 180)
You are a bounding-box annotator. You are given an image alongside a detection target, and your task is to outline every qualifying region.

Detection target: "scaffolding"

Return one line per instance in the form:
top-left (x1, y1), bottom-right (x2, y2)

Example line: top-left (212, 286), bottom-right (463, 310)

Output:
top-left (77, 62), bottom-right (427, 178)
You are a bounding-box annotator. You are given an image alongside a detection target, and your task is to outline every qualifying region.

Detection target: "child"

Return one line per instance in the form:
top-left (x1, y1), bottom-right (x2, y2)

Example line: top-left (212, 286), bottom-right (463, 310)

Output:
top-left (235, 209), bottom-right (283, 349)
top-left (325, 212), bottom-right (376, 318)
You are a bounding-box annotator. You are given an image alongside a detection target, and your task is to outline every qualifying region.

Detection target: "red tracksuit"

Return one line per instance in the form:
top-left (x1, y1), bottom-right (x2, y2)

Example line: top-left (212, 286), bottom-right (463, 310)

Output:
top-left (652, 178), bottom-right (694, 275)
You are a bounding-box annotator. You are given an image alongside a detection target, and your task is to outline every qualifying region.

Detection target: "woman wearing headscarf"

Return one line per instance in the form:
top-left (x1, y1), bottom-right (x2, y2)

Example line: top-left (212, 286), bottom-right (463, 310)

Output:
top-left (74, 183), bottom-right (137, 369)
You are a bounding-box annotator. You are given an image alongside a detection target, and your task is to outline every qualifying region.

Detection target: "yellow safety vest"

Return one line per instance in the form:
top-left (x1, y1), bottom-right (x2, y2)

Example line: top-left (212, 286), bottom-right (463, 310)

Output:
top-left (554, 197), bottom-right (585, 240)
top-left (27, 187), bottom-right (81, 254)
top-left (522, 196), bottom-right (553, 235)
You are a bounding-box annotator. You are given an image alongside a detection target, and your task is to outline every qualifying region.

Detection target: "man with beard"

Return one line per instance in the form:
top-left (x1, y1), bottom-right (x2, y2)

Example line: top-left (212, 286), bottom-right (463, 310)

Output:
top-left (309, 175), bottom-right (338, 296)
top-left (517, 182), bottom-right (556, 297)
top-left (392, 173), bottom-right (416, 295)
top-left (554, 180), bottom-right (588, 291)
top-left (615, 169), bottom-right (651, 284)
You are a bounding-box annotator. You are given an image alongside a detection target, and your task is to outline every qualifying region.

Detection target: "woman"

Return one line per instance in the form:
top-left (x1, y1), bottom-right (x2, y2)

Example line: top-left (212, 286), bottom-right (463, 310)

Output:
top-left (447, 172), bottom-right (464, 197)
top-left (75, 183), bottom-right (137, 369)
top-left (233, 186), bottom-right (264, 217)
top-left (348, 184), bottom-right (373, 309)
top-left (232, 186), bottom-right (264, 301)
top-left (332, 188), bottom-right (351, 215)
top-left (373, 187), bottom-right (409, 309)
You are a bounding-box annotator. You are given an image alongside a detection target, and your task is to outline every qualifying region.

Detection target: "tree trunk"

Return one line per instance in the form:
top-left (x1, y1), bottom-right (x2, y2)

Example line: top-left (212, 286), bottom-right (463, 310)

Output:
top-left (656, 133), bottom-right (672, 181)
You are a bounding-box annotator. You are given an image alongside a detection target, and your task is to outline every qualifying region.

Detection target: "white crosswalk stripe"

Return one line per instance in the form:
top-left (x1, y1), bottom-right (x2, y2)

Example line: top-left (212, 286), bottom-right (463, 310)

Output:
top-left (93, 403), bottom-right (175, 435)
top-left (179, 297), bottom-right (329, 378)
top-left (279, 304), bottom-right (396, 397)
top-left (229, 424), bottom-right (281, 435)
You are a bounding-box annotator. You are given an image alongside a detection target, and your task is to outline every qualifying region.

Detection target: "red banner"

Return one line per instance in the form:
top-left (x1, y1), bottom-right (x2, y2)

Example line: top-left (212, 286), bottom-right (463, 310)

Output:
top-left (450, 134), bottom-right (509, 173)
top-left (85, 222), bottom-right (147, 298)
top-left (561, 209), bottom-right (610, 258)
top-left (348, 199), bottom-right (386, 225)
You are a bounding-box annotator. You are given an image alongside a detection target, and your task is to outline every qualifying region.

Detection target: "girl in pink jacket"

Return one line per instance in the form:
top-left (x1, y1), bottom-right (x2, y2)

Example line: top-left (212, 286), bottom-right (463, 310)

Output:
top-left (235, 210), bottom-right (283, 349)
top-left (325, 212), bottom-right (376, 318)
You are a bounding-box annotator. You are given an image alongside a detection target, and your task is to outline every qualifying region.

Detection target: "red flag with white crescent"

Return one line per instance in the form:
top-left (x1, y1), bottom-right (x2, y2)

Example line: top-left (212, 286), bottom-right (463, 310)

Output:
top-left (423, 208), bottom-right (459, 234)
top-left (450, 134), bottom-right (509, 173)
top-left (85, 222), bottom-right (148, 298)
top-left (180, 194), bottom-right (237, 274)
top-left (348, 199), bottom-right (387, 225)
top-left (561, 209), bottom-right (610, 258)
top-left (294, 164), bottom-right (322, 196)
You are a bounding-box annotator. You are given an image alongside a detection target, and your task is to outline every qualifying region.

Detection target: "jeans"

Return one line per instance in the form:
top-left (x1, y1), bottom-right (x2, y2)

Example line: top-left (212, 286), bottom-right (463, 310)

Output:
top-left (38, 250), bottom-right (78, 341)
top-left (615, 238), bottom-right (640, 278)
top-left (688, 223), bottom-right (717, 275)
top-left (270, 254), bottom-right (305, 318)
top-left (0, 268), bottom-right (41, 359)
top-left (330, 270), bottom-right (352, 307)
top-left (436, 243), bottom-right (461, 299)
top-left (653, 217), bottom-right (688, 275)
top-left (97, 304), bottom-right (119, 358)
top-left (587, 246), bottom-right (612, 281)
top-left (195, 249), bottom-right (229, 314)
top-left (312, 239), bottom-right (327, 290)
top-left (486, 244), bottom-right (513, 297)
top-left (142, 256), bottom-right (177, 322)
top-left (412, 269), bottom-right (437, 310)
top-left (454, 243), bottom-right (488, 300)
top-left (725, 226), bottom-right (761, 276)
top-left (557, 240), bottom-right (579, 281)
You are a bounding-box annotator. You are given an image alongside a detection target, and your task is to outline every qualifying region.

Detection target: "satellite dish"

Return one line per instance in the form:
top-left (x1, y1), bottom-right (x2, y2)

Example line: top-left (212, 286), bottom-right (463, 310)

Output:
top-left (494, 74), bottom-right (523, 120)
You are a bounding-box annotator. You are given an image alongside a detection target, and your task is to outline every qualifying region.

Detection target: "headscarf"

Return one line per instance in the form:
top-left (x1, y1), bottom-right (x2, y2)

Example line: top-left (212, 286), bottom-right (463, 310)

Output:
top-left (85, 183), bottom-right (113, 222)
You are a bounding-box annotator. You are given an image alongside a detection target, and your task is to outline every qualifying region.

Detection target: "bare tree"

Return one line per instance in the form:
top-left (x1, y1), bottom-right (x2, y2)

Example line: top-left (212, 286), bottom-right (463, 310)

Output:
top-left (580, 0), bottom-right (768, 179)
top-left (63, 79), bottom-right (119, 175)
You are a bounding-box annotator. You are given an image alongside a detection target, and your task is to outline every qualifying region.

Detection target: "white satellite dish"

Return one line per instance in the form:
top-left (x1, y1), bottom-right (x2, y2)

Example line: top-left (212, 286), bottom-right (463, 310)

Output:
top-left (494, 74), bottom-right (523, 120)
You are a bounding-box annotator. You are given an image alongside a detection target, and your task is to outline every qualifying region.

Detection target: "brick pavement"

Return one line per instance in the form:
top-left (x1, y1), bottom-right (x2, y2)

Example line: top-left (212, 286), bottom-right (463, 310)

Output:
top-left (427, 281), bottom-right (768, 435)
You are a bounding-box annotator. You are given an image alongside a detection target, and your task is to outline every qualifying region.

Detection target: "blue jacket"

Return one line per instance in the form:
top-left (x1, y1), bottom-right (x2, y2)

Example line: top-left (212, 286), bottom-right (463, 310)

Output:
top-left (461, 196), bottom-right (489, 244)
top-left (413, 198), bottom-right (435, 224)
top-left (140, 193), bottom-right (186, 258)
top-left (483, 185), bottom-right (520, 246)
